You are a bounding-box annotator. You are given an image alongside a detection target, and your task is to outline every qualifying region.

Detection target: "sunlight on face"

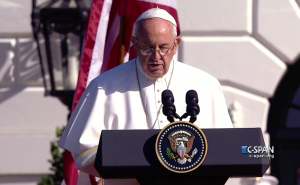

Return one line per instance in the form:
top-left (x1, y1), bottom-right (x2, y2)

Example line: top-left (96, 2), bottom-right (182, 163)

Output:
top-left (131, 18), bottom-right (181, 79)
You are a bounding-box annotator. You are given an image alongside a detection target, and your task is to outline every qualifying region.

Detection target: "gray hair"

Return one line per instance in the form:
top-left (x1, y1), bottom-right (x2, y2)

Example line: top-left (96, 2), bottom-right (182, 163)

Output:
top-left (132, 18), bottom-right (177, 38)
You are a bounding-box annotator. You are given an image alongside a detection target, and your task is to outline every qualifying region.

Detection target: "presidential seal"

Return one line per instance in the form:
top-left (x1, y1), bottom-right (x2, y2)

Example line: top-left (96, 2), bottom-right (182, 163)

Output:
top-left (155, 121), bottom-right (207, 173)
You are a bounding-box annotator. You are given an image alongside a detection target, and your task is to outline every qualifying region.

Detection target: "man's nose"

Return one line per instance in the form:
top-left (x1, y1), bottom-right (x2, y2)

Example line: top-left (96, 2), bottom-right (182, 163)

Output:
top-left (151, 49), bottom-right (161, 61)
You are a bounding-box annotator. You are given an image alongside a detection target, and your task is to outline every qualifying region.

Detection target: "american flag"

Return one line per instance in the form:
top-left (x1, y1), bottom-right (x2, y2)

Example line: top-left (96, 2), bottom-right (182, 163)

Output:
top-left (62, 0), bottom-right (180, 184)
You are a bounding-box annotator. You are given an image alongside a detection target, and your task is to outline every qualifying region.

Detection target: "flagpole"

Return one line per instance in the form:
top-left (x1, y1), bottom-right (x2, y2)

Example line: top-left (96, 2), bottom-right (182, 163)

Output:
top-left (119, 16), bottom-right (125, 65)
top-left (98, 178), bottom-right (104, 185)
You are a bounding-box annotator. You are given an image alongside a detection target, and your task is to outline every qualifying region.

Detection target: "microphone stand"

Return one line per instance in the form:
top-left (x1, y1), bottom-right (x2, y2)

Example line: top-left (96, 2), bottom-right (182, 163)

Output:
top-left (165, 111), bottom-right (198, 123)
top-left (189, 115), bottom-right (197, 123)
top-left (179, 113), bottom-right (189, 121)
top-left (166, 112), bottom-right (181, 123)
top-left (179, 113), bottom-right (197, 123)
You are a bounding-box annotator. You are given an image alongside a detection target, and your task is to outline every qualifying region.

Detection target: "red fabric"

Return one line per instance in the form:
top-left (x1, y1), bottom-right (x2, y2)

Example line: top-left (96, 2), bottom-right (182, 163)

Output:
top-left (101, 0), bottom-right (122, 72)
top-left (71, 0), bottom-right (104, 112)
top-left (106, 35), bottom-right (121, 70)
top-left (63, 1), bottom-right (104, 185)
top-left (106, 0), bottom-right (121, 36)
top-left (63, 151), bottom-right (78, 185)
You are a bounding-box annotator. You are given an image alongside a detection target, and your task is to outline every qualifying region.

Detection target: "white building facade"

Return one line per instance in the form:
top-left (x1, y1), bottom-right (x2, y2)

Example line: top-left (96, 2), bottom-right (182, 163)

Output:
top-left (1, 0), bottom-right (300, 185)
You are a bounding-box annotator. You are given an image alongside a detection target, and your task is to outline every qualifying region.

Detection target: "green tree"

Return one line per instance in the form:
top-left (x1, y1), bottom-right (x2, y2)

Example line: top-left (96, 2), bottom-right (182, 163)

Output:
top-left (38, 126), bottom-right (65, 185)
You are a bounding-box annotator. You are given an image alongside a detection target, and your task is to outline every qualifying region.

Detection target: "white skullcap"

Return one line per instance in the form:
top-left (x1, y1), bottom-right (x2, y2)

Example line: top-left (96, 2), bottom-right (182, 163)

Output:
top-left (135, 7), bottom-right (177, 27)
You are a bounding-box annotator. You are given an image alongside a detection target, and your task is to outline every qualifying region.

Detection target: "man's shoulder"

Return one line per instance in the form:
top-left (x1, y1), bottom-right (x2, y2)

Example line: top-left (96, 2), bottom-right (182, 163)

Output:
top-left (174, 61), bottom-right (219, 84)
top-left (92, 59), bottom-right (136, 86)
top-left (99, 59), bottom-right (136, 78)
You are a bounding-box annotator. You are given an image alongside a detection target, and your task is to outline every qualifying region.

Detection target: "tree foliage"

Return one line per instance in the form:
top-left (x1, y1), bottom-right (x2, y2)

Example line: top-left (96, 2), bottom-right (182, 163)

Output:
top-left (38, 126), bottom-right (65, 185)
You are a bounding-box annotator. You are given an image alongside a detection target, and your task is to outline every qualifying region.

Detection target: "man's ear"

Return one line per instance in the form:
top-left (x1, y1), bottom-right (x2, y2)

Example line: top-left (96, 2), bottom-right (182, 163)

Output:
top-left (130, 36), bottom-right (138, 53)
top-left (175, 37), bottom-right (181, 46)
top-left (173, 37), bottom-right (181, 55)
top-left (130, 36), bottom-right (136, 45)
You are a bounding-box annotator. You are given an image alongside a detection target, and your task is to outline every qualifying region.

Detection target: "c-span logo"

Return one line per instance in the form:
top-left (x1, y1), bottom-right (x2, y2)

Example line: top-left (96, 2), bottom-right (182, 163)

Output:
top-left (155, 121), bottom-right (208, 173)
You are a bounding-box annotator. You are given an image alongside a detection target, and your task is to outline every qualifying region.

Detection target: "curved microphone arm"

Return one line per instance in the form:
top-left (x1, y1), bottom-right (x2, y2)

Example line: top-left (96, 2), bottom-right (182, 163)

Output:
top-left (189, 115), bottom-right (197, 123)
top-left (173, 112), bottom-right (181, 120)
top-left (180, 111), bottom-right (198, 123)
top-left (167, 115), bottom-right (174, 123)
top-left (179, 113), bottom-right (189, 121)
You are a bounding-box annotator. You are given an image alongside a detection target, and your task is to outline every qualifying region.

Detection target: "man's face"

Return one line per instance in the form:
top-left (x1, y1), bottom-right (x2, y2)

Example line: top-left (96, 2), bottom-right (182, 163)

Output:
top-left (131, 18), bottom-right (181, 79)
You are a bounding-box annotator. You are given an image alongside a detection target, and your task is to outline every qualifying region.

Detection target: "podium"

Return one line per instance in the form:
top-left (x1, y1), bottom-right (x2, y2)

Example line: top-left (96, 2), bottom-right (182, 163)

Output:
top-left (95, 128), bottom-right (270, 185)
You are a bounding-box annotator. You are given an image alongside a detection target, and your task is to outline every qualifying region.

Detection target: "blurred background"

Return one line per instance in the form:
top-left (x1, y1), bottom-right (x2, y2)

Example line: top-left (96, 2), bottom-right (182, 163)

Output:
top-left (0, 0), bottom-right (300, 185)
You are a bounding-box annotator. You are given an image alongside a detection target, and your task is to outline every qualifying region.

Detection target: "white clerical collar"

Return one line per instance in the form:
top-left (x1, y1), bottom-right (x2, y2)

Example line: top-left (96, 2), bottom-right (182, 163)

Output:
top-left (136, 57), bottom-right (174, 82)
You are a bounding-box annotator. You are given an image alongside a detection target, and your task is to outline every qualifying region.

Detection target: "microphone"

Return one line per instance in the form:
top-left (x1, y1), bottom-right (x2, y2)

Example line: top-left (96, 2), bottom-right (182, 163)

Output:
top-left (181, 90), bottom-right (200, 123)
top-left (162, 90), bottom-right (181, 123)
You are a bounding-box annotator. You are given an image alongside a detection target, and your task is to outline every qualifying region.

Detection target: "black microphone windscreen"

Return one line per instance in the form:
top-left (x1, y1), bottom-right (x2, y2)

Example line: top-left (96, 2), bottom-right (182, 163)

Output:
top-left (162, 90), bottom-right (174, 104)
top-left (186, 90), bottom-right (198, 103)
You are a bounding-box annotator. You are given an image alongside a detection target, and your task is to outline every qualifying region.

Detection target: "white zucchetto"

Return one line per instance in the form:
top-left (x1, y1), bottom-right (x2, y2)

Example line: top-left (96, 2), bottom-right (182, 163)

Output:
top-left (135, 7), bottom-right (177, 27)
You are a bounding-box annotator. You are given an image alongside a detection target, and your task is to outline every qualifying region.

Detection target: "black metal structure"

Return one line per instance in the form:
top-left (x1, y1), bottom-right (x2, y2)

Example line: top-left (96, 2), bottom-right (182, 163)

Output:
top-left (268, 59), bottom-right (300, 185)
top-left (31, 0), bottom-right (91, 111)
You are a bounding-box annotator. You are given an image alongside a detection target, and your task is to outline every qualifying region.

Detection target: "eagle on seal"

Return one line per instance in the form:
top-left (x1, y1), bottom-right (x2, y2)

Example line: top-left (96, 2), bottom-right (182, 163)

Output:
top-left (168, 134), bottom-right (198, 164)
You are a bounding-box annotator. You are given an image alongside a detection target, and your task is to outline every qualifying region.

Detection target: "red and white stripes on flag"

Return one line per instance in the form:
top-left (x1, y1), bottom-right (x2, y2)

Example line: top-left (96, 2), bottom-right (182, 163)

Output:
top-left (62, 0), bottom-right (180, 185)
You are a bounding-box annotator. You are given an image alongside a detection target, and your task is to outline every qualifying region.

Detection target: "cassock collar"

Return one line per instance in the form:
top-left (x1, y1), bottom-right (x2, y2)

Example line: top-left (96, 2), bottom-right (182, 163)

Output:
top-left (136, 57), bottom-right (174, 83)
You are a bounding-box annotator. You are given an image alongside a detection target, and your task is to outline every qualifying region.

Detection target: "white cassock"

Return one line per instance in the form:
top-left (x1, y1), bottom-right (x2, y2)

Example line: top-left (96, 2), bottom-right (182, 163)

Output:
top-left (59, 57), bottom-right (233, 185)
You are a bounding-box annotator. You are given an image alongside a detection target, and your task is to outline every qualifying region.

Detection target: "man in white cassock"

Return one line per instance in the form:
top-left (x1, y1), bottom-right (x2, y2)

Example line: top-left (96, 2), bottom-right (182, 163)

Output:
top-left (59, 7), bottom-right (233, 185)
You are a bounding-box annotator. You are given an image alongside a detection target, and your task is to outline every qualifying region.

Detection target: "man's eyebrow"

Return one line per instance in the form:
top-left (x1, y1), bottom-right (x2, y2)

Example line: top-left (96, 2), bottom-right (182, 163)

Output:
top-left (139, 41), bottom-right (151, 46)
top-left (141, 43), bottom-right (151, 46)
top-left (159, 43), bottom-right (171, 47)
top-left (140, 42), bottom-right (171, 47)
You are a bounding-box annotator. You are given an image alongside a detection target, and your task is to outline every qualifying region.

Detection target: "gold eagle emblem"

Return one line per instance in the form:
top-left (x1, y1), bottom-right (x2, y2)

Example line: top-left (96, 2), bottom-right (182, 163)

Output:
top-left (167, 130), bottom-right (198, 165)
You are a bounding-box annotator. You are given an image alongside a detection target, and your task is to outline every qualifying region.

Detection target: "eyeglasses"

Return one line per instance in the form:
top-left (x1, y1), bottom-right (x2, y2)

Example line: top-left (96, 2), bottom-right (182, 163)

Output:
top-left (134, 37), bottom-right (175, 57)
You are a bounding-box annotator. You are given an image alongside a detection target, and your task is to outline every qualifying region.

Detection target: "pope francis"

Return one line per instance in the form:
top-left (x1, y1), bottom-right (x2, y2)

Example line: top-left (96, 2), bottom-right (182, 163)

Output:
top-left (59, 8), bottom-right (233, 185)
